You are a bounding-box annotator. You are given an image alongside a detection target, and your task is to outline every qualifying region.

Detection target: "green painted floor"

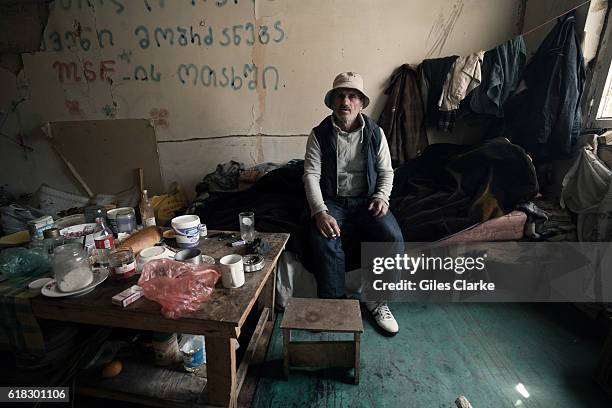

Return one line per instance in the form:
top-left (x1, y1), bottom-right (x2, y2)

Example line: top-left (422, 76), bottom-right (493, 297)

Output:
top-left (251, 303), bottom-right (610, 408)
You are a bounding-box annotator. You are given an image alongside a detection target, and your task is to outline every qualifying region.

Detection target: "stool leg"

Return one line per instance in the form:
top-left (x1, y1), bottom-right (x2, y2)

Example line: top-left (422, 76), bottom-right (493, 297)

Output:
top-left (283, 328), bottom-right (291, 380)
top-left (354, 333), bottom-right (361, 385)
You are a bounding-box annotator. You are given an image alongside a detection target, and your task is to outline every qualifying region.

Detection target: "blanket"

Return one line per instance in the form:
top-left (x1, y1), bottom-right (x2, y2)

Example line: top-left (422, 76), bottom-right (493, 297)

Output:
top-left (392, 137), bottom-right (538, 240)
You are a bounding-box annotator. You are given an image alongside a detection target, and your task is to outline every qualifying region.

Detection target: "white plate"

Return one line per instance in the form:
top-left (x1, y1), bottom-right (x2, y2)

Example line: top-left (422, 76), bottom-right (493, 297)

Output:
top-left (41, 269), bottom-right (109, 298)
top-left (28, 277), bottom-right (53, 293)
top-left (59, 223), bottom-right (97, 238)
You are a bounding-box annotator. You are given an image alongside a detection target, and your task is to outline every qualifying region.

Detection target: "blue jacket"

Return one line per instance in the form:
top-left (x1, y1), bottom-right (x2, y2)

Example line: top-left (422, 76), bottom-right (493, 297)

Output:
top-left (522, 14), bottom-right (585, 159)
top-left (313, 114), bottom-right (382, 199)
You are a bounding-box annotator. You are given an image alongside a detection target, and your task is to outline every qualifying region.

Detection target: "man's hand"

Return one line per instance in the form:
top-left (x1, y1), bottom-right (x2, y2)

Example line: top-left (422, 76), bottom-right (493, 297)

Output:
top-left (368, 198), bottom-right (388, 218)
top-left (315, 211), bottom-right (341, 239)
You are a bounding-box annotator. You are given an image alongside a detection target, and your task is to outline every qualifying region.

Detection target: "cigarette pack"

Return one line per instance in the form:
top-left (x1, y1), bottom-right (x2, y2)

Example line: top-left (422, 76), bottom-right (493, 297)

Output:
top-left (112, 285), bottom-right (144, 307)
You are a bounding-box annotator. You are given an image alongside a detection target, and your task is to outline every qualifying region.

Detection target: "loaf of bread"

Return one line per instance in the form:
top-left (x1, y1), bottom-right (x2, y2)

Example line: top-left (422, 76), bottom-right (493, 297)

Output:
top-left (117, 226), bottom-right (162, 255)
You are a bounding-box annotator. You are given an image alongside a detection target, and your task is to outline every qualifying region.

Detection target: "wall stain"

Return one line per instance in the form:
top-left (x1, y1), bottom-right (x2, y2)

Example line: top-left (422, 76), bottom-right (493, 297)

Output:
top-left (118, 49), bottom-right (132, 63)
top-left (65, 100), bottom-right (85, 117)
top-left (516, 0), bottom-right (527, 34)
top-left (101, 103), bottom-right (117, 118)
top-left (425, 0), bottom-right (464, 58)
top-left (252, 0), bottom-right (267, 163)
top-left (149, 107), bottom-right (169, 128)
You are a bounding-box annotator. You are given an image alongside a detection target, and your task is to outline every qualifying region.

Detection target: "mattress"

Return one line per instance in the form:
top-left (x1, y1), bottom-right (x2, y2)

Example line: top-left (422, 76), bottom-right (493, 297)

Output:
top-left (438, 210), bottom-right (527, 244)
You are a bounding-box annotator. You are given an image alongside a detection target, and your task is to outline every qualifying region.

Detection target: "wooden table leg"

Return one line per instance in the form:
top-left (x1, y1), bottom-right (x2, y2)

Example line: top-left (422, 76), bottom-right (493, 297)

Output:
top-left (354, 332), bottom-right (361, 385)
top-left (258, 264), bottom-right (277, 322)
top-left (282, 328), bottom-right (291, 380)
top-left (206, 335), bottom-right (237, 407)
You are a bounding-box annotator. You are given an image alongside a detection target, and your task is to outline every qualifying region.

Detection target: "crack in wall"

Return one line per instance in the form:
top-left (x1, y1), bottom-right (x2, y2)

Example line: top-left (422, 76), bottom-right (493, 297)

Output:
top-left (158, 134), bottom-right (308, 144)
top-left (252, 0), bottom-right (267, 163)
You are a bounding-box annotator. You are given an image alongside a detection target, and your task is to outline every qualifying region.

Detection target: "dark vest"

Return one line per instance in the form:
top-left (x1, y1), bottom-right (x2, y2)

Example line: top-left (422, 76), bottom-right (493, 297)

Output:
top-left (313, 114), bottom-right (382, 199)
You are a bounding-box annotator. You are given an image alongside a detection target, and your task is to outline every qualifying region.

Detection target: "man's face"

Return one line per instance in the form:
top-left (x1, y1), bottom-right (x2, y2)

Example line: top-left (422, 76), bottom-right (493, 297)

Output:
top-left (331, 88), bottom-right (363, 125)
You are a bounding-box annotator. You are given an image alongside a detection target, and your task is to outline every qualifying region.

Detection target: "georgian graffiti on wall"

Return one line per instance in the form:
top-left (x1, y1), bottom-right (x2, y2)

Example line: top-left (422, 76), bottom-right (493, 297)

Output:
top-left (45, 0), bottom-right (284, 92)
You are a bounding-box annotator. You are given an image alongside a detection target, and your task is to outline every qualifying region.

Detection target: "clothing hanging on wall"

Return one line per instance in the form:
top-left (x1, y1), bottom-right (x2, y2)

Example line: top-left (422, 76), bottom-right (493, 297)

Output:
top-left (508, 15), bottom-right (585, 160)
top-left (439, 51), bottom-right (485, 111)
top-left (419, 56), bottom-right (459, 129)
top-left (378, 64), bottom-right (428, 167)
top-left (437, 51), bottom-right (485, 131)
top-left (470, 36), bottom-right (527, 118)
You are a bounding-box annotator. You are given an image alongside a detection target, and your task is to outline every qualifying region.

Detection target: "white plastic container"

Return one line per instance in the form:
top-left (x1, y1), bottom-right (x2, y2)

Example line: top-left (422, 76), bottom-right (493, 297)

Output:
top-left (171, 215), bottom-right (201, 249)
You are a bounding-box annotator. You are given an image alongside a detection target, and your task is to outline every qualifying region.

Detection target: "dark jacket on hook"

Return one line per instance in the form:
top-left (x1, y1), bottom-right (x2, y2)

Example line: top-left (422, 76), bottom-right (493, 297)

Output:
top-left (511, 14), bottom-right (585, 160)
top-left (378, 64), bottom-right (428, 167)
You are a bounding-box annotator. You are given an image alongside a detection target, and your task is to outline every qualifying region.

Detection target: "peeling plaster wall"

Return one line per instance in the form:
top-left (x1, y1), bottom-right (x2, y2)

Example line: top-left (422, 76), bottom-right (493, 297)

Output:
top-left (0, 0), bottom-right (525, 200)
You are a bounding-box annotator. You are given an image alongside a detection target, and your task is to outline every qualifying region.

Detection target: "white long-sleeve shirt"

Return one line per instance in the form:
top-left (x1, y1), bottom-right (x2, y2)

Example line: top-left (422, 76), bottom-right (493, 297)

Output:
top-left (303, 113), bottom-right (394, 216)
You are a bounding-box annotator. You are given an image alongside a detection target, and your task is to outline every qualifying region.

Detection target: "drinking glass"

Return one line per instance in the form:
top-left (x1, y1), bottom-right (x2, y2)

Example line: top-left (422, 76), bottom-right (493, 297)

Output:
top-left (239, 212), bottom-right (255, 243)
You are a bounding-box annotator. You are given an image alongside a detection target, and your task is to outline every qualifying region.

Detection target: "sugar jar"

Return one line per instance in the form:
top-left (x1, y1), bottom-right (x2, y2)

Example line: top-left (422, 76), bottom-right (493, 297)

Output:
top-left (52, 243), bottom-right (94, 292)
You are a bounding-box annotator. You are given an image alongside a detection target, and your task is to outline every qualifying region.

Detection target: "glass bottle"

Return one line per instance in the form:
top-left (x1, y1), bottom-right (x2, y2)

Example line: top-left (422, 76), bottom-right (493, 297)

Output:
top-left (93, 217), bottom-right (115, 266)
top-left (140, 189), bottom-right (156, 227)
top-left (43, 228), bottom-right (65, 259)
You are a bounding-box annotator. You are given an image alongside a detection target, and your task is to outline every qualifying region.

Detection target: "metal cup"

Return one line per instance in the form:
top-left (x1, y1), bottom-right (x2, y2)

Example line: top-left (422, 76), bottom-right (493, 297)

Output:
top-left (174, 248), bottom-right (203, 264)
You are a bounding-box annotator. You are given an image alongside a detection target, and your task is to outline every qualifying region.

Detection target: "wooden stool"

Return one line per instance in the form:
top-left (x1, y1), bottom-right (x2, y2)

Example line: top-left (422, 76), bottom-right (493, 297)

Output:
top-left (280, 297), bottom-right (363, 384)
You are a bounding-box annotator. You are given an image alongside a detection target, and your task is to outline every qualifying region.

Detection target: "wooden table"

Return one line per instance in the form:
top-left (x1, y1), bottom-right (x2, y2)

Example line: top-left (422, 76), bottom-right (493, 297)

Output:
top-left (31, 230), bottom-right (290, 408)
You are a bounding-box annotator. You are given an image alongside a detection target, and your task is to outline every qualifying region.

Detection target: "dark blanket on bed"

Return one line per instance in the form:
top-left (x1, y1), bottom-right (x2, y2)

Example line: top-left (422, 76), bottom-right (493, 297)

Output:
top-left (391, 137), bottom-right (538, 241)
top-left (192, 138), bottom-right (537, 270)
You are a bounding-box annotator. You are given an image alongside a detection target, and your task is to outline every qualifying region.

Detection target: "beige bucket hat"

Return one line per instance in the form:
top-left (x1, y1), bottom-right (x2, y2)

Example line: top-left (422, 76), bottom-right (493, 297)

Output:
top-left (324, 72), bottom-right (370, 109)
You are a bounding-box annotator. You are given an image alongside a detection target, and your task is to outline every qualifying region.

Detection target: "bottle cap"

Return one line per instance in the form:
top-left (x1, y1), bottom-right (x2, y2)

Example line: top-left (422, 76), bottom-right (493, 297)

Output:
top-left (43, 228), bottom-right (60, 238)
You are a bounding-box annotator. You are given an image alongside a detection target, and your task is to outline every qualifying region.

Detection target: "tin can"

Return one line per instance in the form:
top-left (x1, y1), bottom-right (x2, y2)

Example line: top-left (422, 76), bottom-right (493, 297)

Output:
top-left (152, 332), bottom-right (181, 366)
top-left (109, 249), bottom-right (136, 279)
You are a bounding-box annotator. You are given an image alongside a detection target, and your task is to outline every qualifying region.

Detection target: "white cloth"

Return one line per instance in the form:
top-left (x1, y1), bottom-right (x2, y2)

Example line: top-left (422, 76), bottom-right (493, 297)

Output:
top-left (438, 51), bottom-right (485, 111)
top-left (561, 135), bottom-right (612, 241)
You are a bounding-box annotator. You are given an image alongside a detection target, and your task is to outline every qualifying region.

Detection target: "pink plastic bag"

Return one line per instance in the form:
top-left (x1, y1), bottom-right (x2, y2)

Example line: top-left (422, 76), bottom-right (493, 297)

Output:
top-left (138, 259), bottom-right (220, 319)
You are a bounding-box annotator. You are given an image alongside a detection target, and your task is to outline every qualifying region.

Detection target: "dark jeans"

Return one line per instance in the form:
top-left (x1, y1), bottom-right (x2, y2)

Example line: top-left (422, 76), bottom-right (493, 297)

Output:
top-left (309, 197), bottom-right (404, 299)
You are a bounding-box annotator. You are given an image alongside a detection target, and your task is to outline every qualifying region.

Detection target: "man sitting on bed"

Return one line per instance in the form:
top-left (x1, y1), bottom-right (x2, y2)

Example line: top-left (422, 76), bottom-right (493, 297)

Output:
top-left (302, 72), bottom-right (404, 336)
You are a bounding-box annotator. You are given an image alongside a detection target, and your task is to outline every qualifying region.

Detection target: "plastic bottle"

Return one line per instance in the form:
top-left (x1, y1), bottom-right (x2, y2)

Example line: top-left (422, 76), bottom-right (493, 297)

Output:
top-left (93, 217), bottom-right (115, 266)
top-left (140, 189), bottom-right (156, 227)
top-left (180, 335), bottom-right (206, 372)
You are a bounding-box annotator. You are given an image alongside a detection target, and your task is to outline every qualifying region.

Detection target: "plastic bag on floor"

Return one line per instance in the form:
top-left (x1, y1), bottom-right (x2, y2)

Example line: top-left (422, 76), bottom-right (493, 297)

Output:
top-left (138, 259), bottom-right (220, 319)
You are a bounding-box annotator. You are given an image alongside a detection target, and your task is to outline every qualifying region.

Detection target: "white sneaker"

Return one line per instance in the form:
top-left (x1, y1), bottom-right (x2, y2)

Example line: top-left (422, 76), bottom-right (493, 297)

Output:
top-left (365, 302), bottom-right (399, 336)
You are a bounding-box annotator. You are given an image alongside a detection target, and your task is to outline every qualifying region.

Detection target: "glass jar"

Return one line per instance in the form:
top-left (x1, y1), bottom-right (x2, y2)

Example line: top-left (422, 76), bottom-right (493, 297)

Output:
top-left (52, 243), bottom-right (93, 292)
top-left (116, 209), bottom-right (136, 233)
top-left (109, 249), bottom-right (136, 280)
